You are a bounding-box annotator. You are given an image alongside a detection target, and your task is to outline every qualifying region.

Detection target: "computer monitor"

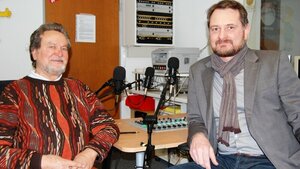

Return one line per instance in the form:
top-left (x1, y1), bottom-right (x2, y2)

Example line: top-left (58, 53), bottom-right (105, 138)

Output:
top-left (294, 56), bottom-right (300, 78)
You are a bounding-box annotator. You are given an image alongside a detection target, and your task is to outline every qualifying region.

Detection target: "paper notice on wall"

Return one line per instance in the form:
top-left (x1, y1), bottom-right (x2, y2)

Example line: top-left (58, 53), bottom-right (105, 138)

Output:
top-left (75, 14), bottom-right (96, 43)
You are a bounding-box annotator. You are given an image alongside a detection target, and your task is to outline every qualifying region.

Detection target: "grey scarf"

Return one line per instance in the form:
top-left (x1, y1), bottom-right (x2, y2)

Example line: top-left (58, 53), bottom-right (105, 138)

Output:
top-left (211, 45), bottom-right (248, 146)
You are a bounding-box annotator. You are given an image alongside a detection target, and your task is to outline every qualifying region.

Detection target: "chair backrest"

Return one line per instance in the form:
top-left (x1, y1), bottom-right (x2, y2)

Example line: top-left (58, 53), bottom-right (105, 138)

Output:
top-left (0, 80), bottom-right (13, 94)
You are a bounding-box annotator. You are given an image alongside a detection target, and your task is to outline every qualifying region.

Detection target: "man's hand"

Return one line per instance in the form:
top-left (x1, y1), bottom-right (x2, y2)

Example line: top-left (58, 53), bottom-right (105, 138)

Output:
top-left (189, 133), bottom-right (218, 169)
top-left (73, 148), bottom-right (98, 169)
top-left (41, 154), bottom-right (85, 169)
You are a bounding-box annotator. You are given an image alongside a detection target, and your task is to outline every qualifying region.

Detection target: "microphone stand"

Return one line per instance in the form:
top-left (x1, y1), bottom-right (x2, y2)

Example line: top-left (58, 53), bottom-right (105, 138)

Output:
top-left (142, 79), bottom-right (170, 168)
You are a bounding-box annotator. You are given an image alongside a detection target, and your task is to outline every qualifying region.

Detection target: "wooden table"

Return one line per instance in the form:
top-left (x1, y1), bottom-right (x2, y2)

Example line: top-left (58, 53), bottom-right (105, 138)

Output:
top-left (113, 115), bottom-right (187, 168)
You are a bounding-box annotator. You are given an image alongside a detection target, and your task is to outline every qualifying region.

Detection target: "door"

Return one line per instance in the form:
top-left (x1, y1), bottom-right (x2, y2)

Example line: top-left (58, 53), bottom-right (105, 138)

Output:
top-left (45, 0), bottom-right (120, 118)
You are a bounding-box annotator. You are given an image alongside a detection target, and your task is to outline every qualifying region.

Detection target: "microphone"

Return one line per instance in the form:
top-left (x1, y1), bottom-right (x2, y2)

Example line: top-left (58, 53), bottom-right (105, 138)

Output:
top-left (143, 67), bottom-right (155, 96)
top-left (167, 57), bottom-right (179, 96)
top-left (168, 57), bottom-right (179, 85)
top-left (112, 66), bottom-right (126, 103)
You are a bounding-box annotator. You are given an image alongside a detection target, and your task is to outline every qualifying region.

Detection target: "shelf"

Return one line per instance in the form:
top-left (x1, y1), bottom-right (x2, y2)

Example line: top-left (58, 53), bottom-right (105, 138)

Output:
top-left (129, 89), bottom-right (187, 114)
top-left (133, 68), bottom-right (189, 77)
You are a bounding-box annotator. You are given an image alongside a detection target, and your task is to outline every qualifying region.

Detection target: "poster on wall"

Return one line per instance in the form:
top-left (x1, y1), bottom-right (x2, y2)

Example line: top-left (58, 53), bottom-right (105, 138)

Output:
top-left (260, 0), bottom-right (281, 50)
top-left (75, 13), bottom-right (96, 43)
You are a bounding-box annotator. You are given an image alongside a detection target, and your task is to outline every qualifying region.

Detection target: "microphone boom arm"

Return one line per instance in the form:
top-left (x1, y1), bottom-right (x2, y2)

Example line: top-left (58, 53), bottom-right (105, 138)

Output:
top-left (95, 79), bottom-right (113, 95)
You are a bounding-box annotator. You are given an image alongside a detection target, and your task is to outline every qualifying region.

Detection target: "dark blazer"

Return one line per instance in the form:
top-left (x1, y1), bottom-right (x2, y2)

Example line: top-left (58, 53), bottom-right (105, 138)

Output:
top-left (187, 49), bottom-right (300, 169)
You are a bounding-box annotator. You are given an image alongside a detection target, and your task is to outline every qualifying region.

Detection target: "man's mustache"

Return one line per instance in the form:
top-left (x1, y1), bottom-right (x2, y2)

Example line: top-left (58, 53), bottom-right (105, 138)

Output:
top-left (216, 39), bottom-right (232, 45)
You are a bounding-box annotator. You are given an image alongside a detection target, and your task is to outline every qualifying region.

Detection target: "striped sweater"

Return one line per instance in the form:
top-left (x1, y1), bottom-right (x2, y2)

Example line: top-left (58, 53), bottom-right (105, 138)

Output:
top-left (0, 76), bottom-right (120, 169)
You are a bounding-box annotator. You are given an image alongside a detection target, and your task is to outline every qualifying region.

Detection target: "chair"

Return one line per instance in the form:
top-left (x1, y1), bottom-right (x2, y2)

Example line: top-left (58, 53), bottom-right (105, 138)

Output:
top-left (0, 80), bottom-right (13, 94)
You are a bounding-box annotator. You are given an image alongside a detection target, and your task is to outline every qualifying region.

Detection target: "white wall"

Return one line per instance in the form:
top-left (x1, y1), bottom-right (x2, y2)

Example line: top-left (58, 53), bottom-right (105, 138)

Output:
top-left (0, 1), bottom-right (44, 80)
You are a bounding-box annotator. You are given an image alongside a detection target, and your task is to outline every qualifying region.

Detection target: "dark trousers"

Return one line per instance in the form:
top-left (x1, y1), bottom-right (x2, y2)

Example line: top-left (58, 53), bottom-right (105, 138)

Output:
top-left (168, 153), bottom-right (275, 169)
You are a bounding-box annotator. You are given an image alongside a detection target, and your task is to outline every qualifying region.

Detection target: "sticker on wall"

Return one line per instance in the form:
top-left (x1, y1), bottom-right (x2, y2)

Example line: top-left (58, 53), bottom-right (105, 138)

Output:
top-left (49, 0), bottom-right (59, 3)
top-left (245, 0), bottom-right (255, 8)
top-left (0, 8), bottom-right (12, 17)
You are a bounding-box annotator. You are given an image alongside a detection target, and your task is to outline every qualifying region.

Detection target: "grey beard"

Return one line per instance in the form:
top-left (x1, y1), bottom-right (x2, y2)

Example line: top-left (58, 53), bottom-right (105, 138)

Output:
top-left (44, 65), bottom-right (66, 76)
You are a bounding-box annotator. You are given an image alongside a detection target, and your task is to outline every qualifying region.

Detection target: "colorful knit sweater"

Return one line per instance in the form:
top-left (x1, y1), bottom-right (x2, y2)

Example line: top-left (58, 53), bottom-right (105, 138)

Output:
top-left (0, 76), bottom-right (120, 169)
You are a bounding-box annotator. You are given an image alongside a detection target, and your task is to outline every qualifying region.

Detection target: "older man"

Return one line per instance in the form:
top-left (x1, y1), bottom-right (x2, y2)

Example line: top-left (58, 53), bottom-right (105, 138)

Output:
top-left (0, 23), bottom-right (119, 169)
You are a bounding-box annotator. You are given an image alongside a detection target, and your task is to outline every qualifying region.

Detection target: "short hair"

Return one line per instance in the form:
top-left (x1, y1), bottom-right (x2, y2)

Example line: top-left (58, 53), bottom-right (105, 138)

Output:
top-left (29, 23), bottom-right (71, 68)
top-left (207, 0), bottom-right (248, 28)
